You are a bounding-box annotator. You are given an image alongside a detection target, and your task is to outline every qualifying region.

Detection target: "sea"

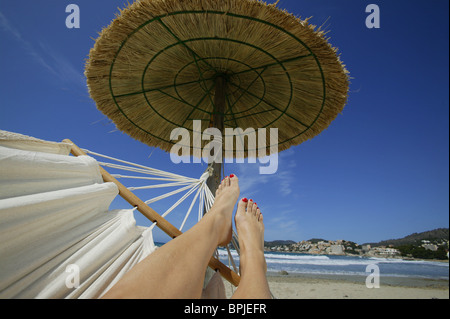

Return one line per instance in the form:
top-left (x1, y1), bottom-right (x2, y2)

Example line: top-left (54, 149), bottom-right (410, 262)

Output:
top-left (216, 248), bottom-right (449, 281)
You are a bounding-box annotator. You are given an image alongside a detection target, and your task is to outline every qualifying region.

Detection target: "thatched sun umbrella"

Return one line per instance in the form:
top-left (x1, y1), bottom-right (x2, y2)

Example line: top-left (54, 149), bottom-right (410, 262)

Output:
top-left (85, 0), bottom-right (349, 290)
top-left (85, 0), bottom-right (349, 191)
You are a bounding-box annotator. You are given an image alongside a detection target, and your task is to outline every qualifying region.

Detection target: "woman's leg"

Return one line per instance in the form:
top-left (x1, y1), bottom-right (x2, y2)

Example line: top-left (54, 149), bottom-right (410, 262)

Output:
top-left (231, 199), bottom-right (272, 299)
top-left (102, 175), bottom-right (240, 299)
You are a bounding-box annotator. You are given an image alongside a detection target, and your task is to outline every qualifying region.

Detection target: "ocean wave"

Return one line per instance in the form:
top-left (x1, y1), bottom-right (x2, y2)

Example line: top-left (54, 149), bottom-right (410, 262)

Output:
top-left (217, 249), bottom-right (449, 267)
top-left (216, 249), bottom-right (449, 279)
top-left (265, 257), bottom-right (449, 267)
top-left (265, 254), bottom-right (330, 261)
top-left (265, 257), bottom-right (373, 266)
top-left (366, 257), bottom-right (449, 267)
top-left (217, 251), bottom-right (449, 276)
top-left (265, 267), bottom-right (449, 280)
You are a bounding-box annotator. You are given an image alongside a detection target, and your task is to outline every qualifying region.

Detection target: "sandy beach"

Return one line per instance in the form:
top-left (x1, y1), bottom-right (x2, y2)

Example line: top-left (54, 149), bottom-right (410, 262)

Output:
top-left (223, 273), bottom-right (449, 299)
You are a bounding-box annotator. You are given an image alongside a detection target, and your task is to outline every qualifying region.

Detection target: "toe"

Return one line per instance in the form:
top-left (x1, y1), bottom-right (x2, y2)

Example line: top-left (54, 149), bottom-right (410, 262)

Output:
top-left (237, 198), bottom-right (248, 215)
top-left (249, 200), bottom-right (257, 216)
top-left (229, 174), bottom-right (238, 185)
top-left (257, 209), bottom-right (263, 222)
top-left (216, 181), bottom-right (223, 196)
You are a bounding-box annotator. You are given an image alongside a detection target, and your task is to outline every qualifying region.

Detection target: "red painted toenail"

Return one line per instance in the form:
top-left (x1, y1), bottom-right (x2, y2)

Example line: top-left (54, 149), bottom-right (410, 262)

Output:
top-left (230, 174), bottom-right (235, 178)
top-left (242, 198), bottom-right (248, 202)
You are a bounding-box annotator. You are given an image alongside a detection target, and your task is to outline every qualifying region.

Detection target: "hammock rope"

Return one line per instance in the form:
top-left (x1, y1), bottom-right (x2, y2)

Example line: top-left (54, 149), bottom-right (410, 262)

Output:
top-left (0, 132), bottom-right (243, 297)
top-left (82, 148), bottom-right (240, 275)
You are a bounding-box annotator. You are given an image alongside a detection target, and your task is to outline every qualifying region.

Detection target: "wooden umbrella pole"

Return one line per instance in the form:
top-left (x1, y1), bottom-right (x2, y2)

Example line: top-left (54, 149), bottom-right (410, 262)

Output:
top-left (205, 75), bottom-right (227, 201)
top-left (63, 139), bottom-right (240, 287)
top-left (203, 75), bottom-right (228, 288)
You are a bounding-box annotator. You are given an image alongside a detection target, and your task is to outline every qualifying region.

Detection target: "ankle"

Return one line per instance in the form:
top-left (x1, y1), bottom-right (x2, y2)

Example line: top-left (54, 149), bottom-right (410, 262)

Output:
top-left (241, 247), bottom-right (265, 260)
top-left (202, 210), bottom-right (231, 246)
top-left (240, 254), bottom-right (267, 275)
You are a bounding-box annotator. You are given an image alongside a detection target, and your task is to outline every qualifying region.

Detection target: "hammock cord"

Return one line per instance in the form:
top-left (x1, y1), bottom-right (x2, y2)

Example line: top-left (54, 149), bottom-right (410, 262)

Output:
top-left (82, 148), bottom-right (239, 272)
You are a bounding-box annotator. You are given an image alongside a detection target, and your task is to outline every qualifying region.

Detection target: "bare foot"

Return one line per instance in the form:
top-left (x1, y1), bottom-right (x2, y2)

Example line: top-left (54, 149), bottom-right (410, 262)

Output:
top-left (234, 198), bottom-right (267, 276)
top-left (206, 174), bottom-right (240, 246)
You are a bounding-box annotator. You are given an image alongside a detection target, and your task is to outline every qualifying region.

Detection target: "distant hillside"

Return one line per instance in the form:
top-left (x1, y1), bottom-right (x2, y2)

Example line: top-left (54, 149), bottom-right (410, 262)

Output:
top-left (366, 228), bottom-right (449, 247)
top-left (264, 240), bottom-right (296, 247)
top-left (307, 238), bottom-right (328, 244)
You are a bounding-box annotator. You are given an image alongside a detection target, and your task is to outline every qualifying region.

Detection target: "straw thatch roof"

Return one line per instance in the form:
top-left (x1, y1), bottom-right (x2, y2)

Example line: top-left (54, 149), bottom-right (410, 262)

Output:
top-left (85, 0), bottom-right (349, 157)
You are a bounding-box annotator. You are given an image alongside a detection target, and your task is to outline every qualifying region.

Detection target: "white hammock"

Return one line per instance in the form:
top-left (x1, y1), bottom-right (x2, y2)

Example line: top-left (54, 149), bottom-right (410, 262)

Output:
top-left (0, 130), bottom-right (236, 299)
top-left (84, 148), bottom-right (215, 231)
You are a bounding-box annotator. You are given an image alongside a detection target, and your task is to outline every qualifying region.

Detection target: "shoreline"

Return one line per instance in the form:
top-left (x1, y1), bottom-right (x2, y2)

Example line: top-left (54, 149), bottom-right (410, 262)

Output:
top-left (223, 272), bottom-right (449, 299)
top-left (263, 249), bottom-right (450, 264)
top-left (266, 272), bottom-right (449, 288)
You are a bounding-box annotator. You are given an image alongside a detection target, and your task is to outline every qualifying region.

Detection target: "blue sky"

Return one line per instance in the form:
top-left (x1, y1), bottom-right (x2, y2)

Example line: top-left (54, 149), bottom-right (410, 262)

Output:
top-left (1, 0), bottom-right (448, 244)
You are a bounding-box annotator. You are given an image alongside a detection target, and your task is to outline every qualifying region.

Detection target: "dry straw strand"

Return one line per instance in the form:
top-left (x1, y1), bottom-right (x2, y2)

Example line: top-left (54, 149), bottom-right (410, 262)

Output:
top-left (85, 0), bottom-right (349, 157)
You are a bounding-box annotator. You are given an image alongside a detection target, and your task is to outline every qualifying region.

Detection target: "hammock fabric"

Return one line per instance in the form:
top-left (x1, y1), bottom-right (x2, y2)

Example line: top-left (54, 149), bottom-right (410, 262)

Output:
top-left (0, 131), bottom-right (156, 298)
top-left (0, 130), bottom-right (227, 298)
